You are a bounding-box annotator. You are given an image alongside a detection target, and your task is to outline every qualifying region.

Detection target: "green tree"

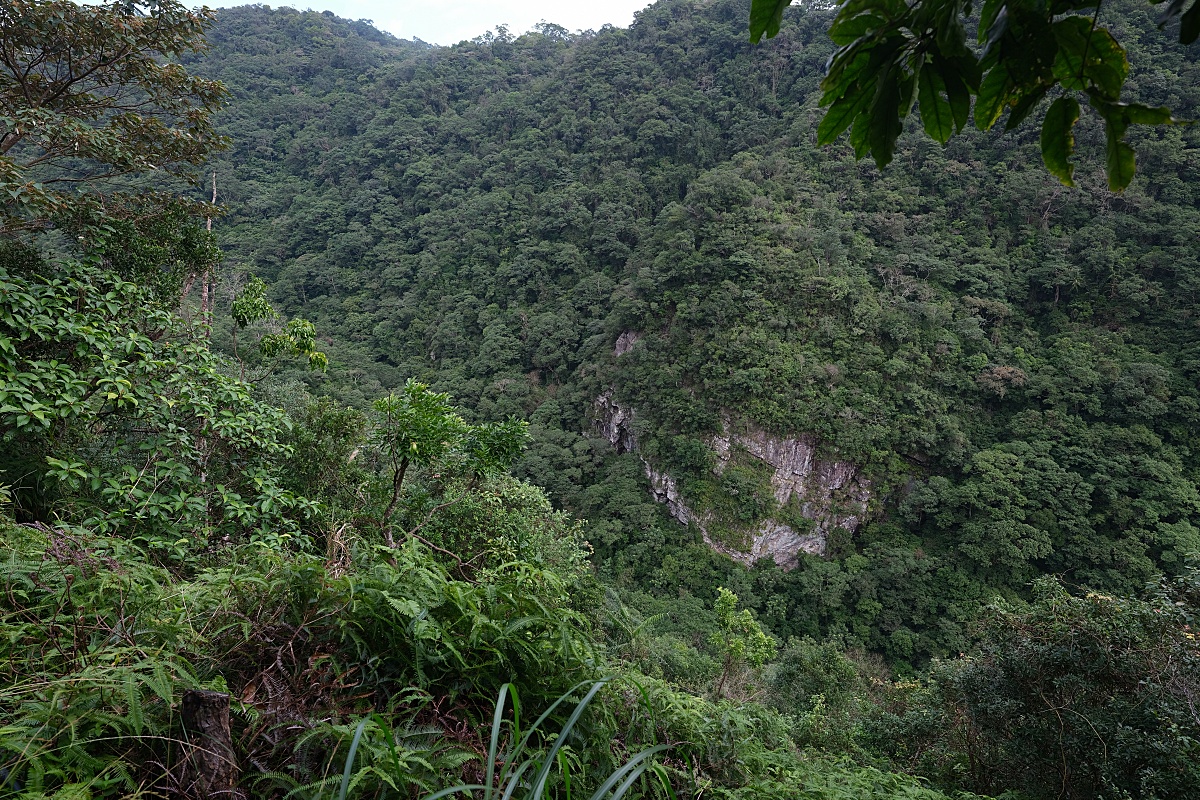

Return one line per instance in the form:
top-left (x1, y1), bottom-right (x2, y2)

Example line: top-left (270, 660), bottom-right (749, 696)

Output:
top-left (0, 0), bottom-right (324, 559)
top-left (373, 379), bottom-right (529, 547)
top-left (0, 241), bottom-right (317, 556)
top-left (872, 574), bottom-right (1200, 797)
top-left (710, 586), bottom-right (778, 697)
top-left (0, 0), bottom-right (227, 231)
top-left (230, 274), bottom-right (328, 379)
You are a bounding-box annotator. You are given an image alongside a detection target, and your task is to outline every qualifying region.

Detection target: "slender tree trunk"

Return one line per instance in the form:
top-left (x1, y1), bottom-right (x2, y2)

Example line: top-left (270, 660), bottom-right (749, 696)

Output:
top-left (197, 172), bottom-right (217, 528)
top-left (200, 172), bottom-right (216, 329)
top-left (382, 454), bottom-right (409, 547)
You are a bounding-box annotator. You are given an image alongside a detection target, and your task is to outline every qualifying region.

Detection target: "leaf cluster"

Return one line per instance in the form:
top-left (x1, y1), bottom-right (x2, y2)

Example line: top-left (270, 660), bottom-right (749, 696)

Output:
top-left (753, 0), bottom-right (1187, 189)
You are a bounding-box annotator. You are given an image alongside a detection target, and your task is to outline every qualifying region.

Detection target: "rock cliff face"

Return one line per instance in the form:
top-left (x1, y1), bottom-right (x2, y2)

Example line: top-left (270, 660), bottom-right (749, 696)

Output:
top-left (596, 390), bottom-right (638, 455)
top-left (613, 331), bottom-right (641, 357)
top-left (706, 421), bottom-right (870, 567)
top-left (595, 378), bottom-right (871, 569)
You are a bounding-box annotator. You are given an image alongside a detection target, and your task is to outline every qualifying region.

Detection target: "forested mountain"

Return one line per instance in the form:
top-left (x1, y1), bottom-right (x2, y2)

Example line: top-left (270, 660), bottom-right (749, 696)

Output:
top-left (4, 1), bottom-right (1200, 797)
top-left (195, 0), bottom-right (1200, 663)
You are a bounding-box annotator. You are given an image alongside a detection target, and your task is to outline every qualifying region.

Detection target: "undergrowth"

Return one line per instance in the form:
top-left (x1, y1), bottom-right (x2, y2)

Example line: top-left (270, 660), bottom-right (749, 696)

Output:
top-left (0, 516), bottom-right (981, 799)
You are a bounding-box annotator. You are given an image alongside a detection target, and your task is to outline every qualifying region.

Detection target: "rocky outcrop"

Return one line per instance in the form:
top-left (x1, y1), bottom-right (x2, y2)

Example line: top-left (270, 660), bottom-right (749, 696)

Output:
top-left (645, 464), bottom-right (696, 527)
top-left (595, 392), bottom-right (871, 570)
top-left (614, 331), bottom-right (641, 357)
top-left (596, 390), bottom-right (638, 454)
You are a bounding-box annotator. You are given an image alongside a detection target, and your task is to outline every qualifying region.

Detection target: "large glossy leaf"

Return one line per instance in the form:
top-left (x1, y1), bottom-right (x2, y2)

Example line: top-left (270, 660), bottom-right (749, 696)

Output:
top-left (821, 45), bottom-right (874, 105)
top-left (819, 90), bottom-right (872, 144)
top-left (829, 10), bottom-right (889, 46)
top-left (749, 0), bottom-right (791, 43)
top-left (1040, 96), bottom-right (1081, 186)
top-left (937, 61), bottom-right (972, 132)
top-left (1092, 98), bottom-right (1176, 126)
top-left (974, 62), bottom-right (1011, 129)
top-left (918, 64), bottom-right (954, 143)
top-left (1182, 1), bottom-right (1200, 43)
top-left (1105, 115), bottom-right (1136, 191)
top-left (943, 52), bottom-right (983, 92)
top-left (1120, 102), bottom-right (1175, 124)
top-left (827, 0), bottom-right (910, 45)
top-left (850, 113), bottom-right (873, 160)
top-left (979, 0), bottom-right (1007, 47)
top-left (1005, 85), bottom-right (1049, 130)
top-left (1052, 17), bottom-right (1128, 99)
top-left (868, 67), bottom-right (905, 168)
top-left (934, 0), bottom-right (972, 57)
top-left (1001, 10), bottom-right (1059, 86)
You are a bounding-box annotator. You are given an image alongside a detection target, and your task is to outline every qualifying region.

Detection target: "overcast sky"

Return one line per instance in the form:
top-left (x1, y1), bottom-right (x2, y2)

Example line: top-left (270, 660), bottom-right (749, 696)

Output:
top-left (240, 1), bottom-right (656, 46)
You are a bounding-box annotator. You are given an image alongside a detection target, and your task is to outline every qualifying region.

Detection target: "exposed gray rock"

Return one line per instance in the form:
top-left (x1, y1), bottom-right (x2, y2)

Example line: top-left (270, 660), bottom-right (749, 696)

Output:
top-left (595, 390), bottom-right (638, 454)
top-left (594, 391), bottom-right (871, 570)
top-left (614, 331), bottom-right (641, 357)
top-left (645, 464), bottom-right (695, 526)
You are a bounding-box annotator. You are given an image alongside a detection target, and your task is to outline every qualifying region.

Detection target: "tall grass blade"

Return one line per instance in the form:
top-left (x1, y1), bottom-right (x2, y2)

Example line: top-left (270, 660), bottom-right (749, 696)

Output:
top-left (648, 765), bottom-right (678, 800)
top-left (488, 683), bottom-right (510, 797)
top-left (338, 717), bottom-right (370, 800)
top-left (497, 759), bottom-right (536, 800)
top-left (585, 744), bottom-right (669, 800)
top-left (528, 681), bottom-right (608, 799)
top-left (372, 713), bottom-right (403, 778)
top-left (422, 784), bottom-right (488, 800)
top-left (557, 749), bottom-right (571, 800)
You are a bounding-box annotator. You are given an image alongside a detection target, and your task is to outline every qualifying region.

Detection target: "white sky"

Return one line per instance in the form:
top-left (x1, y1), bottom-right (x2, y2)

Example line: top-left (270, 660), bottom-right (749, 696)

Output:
top-left (234, 1), bottom-right (656, 46)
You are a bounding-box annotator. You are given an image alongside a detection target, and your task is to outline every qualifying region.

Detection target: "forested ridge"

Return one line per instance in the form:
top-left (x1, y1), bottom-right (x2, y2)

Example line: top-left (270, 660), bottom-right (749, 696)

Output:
top-left (3, 0), bottom-right (1200, 797)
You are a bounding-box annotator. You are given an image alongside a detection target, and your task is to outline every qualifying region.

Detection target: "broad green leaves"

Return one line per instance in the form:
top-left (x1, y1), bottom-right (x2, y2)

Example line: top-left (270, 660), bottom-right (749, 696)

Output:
top-left (1105, 120), bottom-right (1138, 190)
top-left (918, 62), bottom-right (955, 143)
top-left (1094, 98), bottom-right (1175, 189)
top-left (814, 0), bottom-right (981, 169)
top-left (1041, 96), bottom-right (1081, 185)
top-left (710, 587), bottom-right (778, 696)
top-left (231, 276), bottom-right (276, 328)
top-left (374, 380), bottom-right (469, 472)
top-left (758, 0), bottom-right (1185, 190)
top-left (232, 275), bottom-right (328, 375)
top-left (1052, 16), bottom-right (1128, 96)
top-left (0, 247), bottom-right (315, 554)
top-left (372, 380), bottom-right (530, 546)
top-left (373, 380), bottom-right (530, 479)
top-left (973, 61), bottom-right (1010, 130)
top-left (749, 0), bottom-right (793, 43)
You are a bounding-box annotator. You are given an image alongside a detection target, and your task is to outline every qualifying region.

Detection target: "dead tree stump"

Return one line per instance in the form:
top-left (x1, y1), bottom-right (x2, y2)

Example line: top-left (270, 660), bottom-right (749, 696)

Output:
top-left (179, 690), bottom-right (238, 798)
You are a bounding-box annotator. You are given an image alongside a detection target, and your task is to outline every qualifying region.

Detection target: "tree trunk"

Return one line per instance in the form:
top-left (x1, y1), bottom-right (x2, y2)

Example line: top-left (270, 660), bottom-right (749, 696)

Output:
top-left (179, 689), bottom-right (239, 798)
top-left (201, 172), bottom-right (216, 329)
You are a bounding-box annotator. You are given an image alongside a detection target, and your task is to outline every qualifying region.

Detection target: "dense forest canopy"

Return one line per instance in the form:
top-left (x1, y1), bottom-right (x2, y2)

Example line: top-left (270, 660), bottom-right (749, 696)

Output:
top-left (192, 0), bottom-right (1200, 662)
